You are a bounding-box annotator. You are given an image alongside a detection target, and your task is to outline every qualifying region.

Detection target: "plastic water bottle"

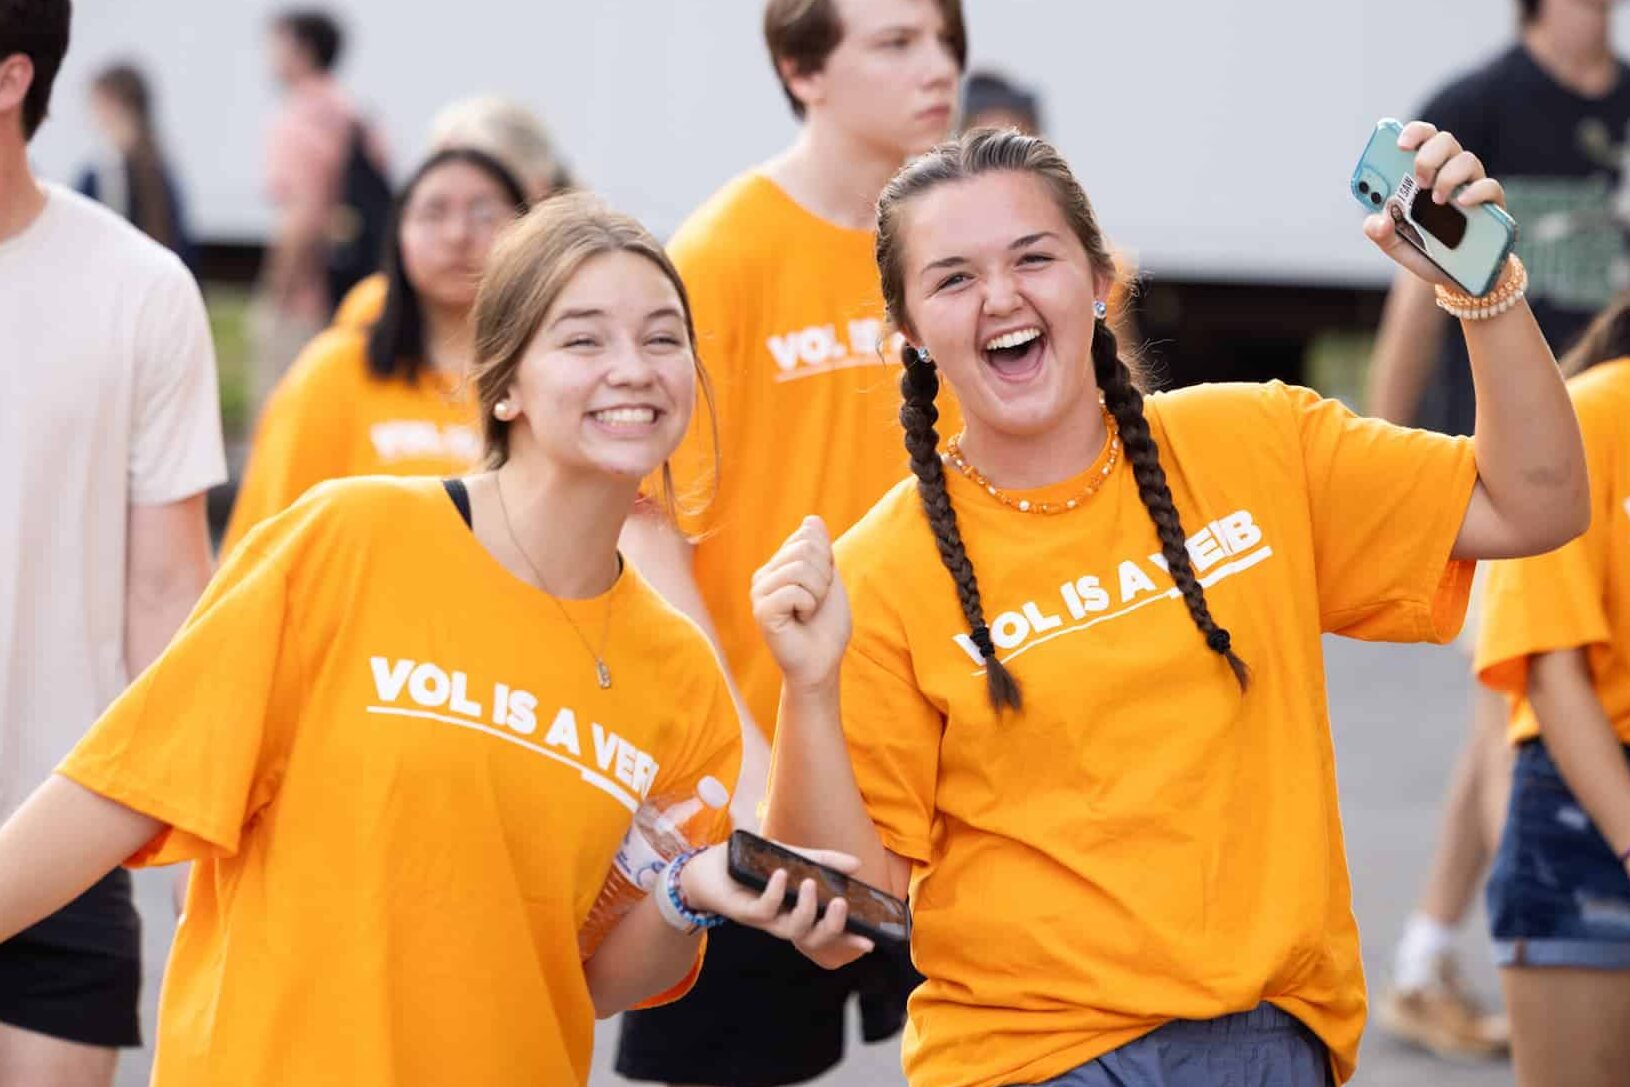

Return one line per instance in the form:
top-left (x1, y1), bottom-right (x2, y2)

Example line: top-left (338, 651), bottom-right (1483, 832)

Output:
top-left (578, 775), bottom-right (731, 958)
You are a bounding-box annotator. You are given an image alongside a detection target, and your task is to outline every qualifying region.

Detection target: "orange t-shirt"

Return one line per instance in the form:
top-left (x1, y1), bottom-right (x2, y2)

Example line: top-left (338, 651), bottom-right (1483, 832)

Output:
top-left (666, 171), bottom-right (961, 738)
top-left (822, 382), bottom-right (1477, 1087)
top-left (222, 327), bottom-right (480, 551)
top-left (332, 272), bottom-right (388, 330)
top-left (1477, 358), bottom-right (1630, 743)
top-left (60, 477), bottom-right (739, 1086)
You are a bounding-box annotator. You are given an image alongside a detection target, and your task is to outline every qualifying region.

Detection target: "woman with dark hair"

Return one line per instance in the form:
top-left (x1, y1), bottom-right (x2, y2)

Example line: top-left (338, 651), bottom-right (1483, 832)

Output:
top-left (1474, 289), bottom-right (1630, 1087)
top-left (753, 125), bottom-right (1588, 1086)
top-left (222, 147), bottom-right (526, 551)
top-left (76, 62), bottom-right (194, 267)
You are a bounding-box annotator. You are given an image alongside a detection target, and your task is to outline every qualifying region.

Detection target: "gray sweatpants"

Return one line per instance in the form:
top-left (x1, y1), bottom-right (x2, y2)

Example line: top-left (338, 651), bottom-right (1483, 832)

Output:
top-left (1031, 1003), bottom-right (1332, 1087)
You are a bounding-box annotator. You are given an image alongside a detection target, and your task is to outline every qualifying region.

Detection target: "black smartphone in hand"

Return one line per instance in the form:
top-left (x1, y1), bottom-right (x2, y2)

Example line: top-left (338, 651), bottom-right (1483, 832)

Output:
top-left (726, 830), bottom-right (910, 947)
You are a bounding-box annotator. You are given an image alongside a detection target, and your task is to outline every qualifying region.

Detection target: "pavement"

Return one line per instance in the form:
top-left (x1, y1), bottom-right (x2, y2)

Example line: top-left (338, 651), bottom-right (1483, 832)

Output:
top-left (118, 635), bottom-right (1513, 1086)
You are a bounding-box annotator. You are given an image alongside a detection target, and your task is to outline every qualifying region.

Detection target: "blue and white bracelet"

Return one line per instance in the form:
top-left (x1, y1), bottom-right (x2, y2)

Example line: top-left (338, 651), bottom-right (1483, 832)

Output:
top-left (655, 848), bottom-right (727, 935)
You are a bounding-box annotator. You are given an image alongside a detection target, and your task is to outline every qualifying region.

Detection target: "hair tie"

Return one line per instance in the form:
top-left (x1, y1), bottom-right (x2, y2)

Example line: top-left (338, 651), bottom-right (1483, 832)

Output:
top-left (1206, 629), bottom-right (1232, 654)
top-left (970, 624), bottom-right (998, 660)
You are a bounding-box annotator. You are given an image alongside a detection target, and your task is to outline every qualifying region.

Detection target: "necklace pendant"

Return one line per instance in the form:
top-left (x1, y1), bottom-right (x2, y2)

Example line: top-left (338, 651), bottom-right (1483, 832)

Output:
top-left (596, 660), bottom-right (612, 689)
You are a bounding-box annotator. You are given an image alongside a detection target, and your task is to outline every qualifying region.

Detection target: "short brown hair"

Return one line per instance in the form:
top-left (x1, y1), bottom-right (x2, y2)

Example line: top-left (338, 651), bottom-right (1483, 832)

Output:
top-left (763, 0), bottom-right (967, 119)
top-left (469, 192), bottom-right (718, 517)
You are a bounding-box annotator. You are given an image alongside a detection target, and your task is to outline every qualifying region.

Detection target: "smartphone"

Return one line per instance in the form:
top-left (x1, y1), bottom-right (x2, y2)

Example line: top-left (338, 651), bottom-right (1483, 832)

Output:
top-left (1350, 118), bottom-right (1517, 297)
top-left (726, 830), bottom-right (911, 946)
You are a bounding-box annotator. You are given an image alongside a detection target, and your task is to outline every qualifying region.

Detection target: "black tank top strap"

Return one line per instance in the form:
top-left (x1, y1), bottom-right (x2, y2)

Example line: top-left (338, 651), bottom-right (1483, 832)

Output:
top-left (442, 478), bottom-right (472, 528)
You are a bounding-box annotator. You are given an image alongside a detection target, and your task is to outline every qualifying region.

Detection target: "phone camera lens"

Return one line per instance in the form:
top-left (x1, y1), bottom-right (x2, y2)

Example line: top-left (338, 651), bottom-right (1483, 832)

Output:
top-left (1358, 181), bottom-right (1370, 194)
top-left (1370, 192), bottom-right (1383, 207)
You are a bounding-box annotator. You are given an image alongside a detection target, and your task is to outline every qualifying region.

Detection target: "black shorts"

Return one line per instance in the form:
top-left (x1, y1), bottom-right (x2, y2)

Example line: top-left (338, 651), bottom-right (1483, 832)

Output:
top-left (615, 920), bottom-right (920, 1087)
top-left (0, 869), bottom-right (142, 1048)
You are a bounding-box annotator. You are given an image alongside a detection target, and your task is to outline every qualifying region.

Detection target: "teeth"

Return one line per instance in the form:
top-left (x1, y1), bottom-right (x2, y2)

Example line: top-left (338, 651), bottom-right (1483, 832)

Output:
top-left (983, 327), bottom-right (1042, 352)
top-left (591, 407), bottom-right (657, 425)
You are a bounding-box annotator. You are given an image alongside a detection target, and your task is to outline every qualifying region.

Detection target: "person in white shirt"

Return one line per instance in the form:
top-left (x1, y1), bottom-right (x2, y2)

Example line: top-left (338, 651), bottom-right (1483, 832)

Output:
top-left (0, 2), bottom-right (225, 1083)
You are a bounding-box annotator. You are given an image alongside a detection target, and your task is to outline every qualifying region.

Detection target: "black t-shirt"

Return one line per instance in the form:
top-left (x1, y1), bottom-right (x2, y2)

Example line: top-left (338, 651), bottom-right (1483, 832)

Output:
top-left (1416, 44), bottom-right (1630, 434)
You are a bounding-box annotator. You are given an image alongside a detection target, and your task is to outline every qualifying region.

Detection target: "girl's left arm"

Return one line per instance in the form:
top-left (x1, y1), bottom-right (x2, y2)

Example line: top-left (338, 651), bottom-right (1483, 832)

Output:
top-left (1362, 121), bottom-right (1588, 560)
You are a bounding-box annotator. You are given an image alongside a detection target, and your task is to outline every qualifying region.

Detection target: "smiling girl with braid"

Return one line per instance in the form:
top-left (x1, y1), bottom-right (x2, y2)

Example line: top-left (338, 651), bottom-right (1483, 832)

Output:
top-left (755, 126), bottom-right (1590, 1086)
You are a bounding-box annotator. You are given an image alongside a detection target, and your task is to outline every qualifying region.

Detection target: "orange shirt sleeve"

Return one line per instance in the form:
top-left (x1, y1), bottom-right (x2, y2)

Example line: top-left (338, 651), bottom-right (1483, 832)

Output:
top-left (828, 551), bottom-right (943, 865)
top-left (222, 332), bottom-right (357, 555)
top-left (331, 273), bottom-right (388, 331)
top-left (1285, 382), bottom-right (1479, 642)
top-left (57, 500), bottom-right (314, 866)
top-left (1477, 385), bottom-right (1617, 698)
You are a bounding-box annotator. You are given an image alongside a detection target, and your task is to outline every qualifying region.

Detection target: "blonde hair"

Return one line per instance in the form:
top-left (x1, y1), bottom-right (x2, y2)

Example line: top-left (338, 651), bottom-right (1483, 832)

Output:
top-left (430, 95), bottom-right (570, 200)
top-left (470, 193), bottom-right (717, 516)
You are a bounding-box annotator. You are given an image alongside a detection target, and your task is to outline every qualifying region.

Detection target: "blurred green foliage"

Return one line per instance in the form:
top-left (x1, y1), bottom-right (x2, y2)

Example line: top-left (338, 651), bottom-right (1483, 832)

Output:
top-left (204, 285), bottom-right (252, 442)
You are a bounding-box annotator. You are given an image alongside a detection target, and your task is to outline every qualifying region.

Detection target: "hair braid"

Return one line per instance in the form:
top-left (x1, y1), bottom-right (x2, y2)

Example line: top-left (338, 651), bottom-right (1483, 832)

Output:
top-left (900, 346), bottom-right (1022, 712)
top-left (1093, 323), bottom-right (1250, 689)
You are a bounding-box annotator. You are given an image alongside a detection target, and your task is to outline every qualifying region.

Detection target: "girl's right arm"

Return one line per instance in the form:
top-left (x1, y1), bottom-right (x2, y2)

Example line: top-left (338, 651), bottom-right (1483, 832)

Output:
top-left (753, 517), bottom-right (913, 941)
top-left (0, 776), bottom-right (161, 943)
top-left (1527, 649), bottom-right (1630, 867)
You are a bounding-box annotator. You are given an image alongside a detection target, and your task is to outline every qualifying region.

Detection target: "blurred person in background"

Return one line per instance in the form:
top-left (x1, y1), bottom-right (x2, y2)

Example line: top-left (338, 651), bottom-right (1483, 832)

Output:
top-left (1367, 0), bottom-right (1630, 1060)
top-left (253, 7), bottom-right (386, 413)
top-left (1474, 294), bottom-right (1630, 1087)
top-left (331, 94), bottom-right (572, 331)
top-left (222, 147), bottom-right (528, 550)
top-left (75, 61), bottom-right (194, 269)
top-left (960, 68), bottom-right (1042, 135)
top-left (0, 1), bottom-right (224, 1083)
top-left (614, 1), bottom-right (964, 1084)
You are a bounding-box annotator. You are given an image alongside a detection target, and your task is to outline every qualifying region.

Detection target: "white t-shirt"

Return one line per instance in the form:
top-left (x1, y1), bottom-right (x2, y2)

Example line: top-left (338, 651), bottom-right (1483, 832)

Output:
top-left (0, 184), bottom-right (226, 820)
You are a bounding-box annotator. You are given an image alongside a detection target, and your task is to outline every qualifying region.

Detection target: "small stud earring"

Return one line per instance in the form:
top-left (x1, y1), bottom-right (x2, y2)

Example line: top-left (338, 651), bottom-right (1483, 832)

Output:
top-left (916, 346), bottom-right (934, 364)
top-left (1093, 300), bottom-right (1108, 321)
top-left (494, 400), bottom-right (515, 421)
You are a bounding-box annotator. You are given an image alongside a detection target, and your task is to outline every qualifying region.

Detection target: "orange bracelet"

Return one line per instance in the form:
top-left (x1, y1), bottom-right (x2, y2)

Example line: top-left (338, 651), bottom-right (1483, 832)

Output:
top-left (1433, 255), bottom-right (1527, 320)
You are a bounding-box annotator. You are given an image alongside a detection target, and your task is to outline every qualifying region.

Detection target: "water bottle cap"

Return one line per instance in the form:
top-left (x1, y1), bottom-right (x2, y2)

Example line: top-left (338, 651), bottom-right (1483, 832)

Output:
top-left (697, 776), bottom-right (730, 809)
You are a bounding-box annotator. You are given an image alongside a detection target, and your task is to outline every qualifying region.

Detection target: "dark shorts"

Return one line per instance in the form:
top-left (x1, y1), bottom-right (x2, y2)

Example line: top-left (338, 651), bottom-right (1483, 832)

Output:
top-left (0, 869), bottom-right (142, 1047)
top-left (1030, 1004), bottom-right (1330, 1086)
top-left (1487, 739), bottom-right (1630, 969)
top-left (615, 920), bottom-right (920, 1086)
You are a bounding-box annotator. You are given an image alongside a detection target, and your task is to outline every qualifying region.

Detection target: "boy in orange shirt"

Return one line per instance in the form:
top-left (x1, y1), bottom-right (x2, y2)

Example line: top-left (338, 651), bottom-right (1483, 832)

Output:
top-left (615, 1), bottom-right (964, 1082)
top-left (758, 127), bottom-right (1588, 1087)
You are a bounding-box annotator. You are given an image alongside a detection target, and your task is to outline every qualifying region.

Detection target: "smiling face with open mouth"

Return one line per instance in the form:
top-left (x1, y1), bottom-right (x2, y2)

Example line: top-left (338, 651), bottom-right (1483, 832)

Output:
top-left (900, 170), bottom-right (1115, 450)
top-left (504, 249), bottom-right (696, 483)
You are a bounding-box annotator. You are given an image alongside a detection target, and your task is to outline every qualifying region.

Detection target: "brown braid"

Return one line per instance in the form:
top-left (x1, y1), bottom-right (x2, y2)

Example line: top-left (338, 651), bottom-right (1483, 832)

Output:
top-left (1094, 324), bottom-right (1250, 689)
top-left (876, 128), bottom-right (1250, 711)
top-left (900, 345), bottom-right (1022, 711)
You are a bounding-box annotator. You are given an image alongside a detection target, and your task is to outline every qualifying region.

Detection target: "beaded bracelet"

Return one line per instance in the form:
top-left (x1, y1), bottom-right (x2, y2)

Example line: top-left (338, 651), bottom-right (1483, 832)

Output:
top-left (654, 848), bottom-right (727, 935)
top-left (1434, 254), bottom-right (1527, 321)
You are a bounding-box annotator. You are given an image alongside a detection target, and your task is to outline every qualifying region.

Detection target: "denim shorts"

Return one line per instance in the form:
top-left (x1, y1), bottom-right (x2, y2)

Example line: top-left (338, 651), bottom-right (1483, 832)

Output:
top-left (1030, 1003), bottom-right (1330, 1087)
top-left (1487, 739), bottom-right (1630, 969)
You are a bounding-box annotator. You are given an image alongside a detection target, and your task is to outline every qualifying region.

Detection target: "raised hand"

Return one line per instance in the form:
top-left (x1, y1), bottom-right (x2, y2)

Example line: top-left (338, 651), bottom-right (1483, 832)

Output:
top-left (1363, 121), bottom-right (1508, 289)
top-left (751, 516), bottom-right (852, 691)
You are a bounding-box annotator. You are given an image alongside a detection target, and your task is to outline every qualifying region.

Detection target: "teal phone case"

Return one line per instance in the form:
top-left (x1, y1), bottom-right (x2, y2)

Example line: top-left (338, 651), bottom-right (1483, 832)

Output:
top-left (1350, 118), bottom-right (1517, 296)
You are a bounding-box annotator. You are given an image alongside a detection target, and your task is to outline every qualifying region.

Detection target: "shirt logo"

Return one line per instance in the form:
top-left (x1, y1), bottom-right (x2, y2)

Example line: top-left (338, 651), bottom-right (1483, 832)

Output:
top-left (953, 508), bottom-right (1274, 670)
top-left (369, 421), bottom-right (481, 464)
top-left (366, 656), bottom-right (659, 811)
top-left (766, 319), bottom-right (903, 383)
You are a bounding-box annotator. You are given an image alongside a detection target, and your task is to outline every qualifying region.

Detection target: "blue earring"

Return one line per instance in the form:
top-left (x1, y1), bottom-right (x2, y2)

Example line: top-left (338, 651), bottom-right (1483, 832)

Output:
top-left (1093, 300), bottom-right (1108, 321)
top-left (917, 346), bottom-right (934, 364)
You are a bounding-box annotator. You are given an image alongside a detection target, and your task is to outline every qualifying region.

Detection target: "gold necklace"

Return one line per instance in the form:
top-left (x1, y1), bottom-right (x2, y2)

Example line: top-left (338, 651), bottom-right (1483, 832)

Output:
top-left (945, 408), bottom-right (1121, 515)
top-left (494, 473), bottom-right (614, 689)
